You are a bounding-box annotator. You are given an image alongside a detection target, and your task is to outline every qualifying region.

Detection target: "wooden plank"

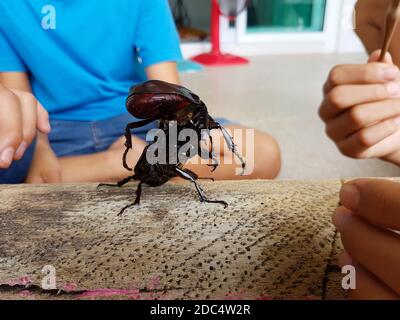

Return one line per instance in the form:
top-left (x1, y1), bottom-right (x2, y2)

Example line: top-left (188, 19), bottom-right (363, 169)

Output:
top-left (0, 180), bottom-right (345, 300)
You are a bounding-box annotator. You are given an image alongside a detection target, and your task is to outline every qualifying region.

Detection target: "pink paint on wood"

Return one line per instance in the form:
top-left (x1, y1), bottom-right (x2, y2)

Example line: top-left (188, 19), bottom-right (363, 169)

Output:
top-left (76, 288), bottom-right (140, 299)
top-left (63, 282), bottom-right (78, 292)
top-left (146, 276), bottom-right (160, 291)
top-left (19, 290), bottom-right (33, 297)
top-left (7, 276), bottom-right (32, 286)
top-left (223, 289), bottom-right (247, 300)
top-left (256, 295), bottom-right (273, 300)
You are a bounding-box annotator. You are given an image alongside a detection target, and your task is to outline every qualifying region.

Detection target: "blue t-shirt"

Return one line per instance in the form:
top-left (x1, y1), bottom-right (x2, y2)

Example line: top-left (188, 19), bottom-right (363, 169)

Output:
top-left (0, 0), bottom-right (182, 120)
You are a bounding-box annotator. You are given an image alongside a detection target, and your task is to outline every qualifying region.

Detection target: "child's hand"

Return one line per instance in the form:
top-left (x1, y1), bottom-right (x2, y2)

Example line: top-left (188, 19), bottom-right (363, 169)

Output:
top-left (0, 85), bottom-right (50, 168)
top-left (26, 135), bottom-right (61, 183)
top-left (319, 51), bottom-right (400, 164)
top-left (333, 179), bottom-right (400, 299)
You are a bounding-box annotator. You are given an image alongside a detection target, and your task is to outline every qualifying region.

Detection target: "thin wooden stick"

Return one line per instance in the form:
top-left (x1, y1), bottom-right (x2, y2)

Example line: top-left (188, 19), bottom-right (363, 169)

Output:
top-left (379, 0), bottom-right (400, 61)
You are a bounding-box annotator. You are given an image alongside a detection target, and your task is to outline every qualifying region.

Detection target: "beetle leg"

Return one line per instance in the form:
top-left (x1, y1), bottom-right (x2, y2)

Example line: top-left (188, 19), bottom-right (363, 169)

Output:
top-left (199, 146), bottom-right (218, 172)
top-left (174, 167), bottom-right (228, 208)
top-left (198, 130), bottom-right (219, 172)
top-left (117, 203), bottom-right (135, 216)
top-left (99, 176), bottom-right (143, 216)
top-left (122, 118), bottom-right (157, 171)
top-left (123, 127), bottom-right (134, 171)
top-left (217, 125), bottom-right (246, 176)
top-left (206, 134), bottom-right (219, 172)
top-left (198, 177), bottom-right (215, 181)
top-left (133, 181), bottom-right (143, 205)
top-left (98, 174), bottom-right (138, 189)
top-left (117, 181), bottom-right (144, 216)
top-left (124, 126), bottom-right (133, 149)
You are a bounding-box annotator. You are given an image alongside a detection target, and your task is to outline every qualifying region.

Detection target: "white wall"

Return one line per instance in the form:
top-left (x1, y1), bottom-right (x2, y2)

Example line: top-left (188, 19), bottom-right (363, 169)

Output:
top-left (336, 0), bottom-right (365, 53)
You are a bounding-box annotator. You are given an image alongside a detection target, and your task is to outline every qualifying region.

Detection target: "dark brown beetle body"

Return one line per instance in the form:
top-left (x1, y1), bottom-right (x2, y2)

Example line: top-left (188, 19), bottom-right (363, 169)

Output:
top-left (100, 80), bottom-right (245, 215)
top-left (127, 80), bottom-right (203, 121)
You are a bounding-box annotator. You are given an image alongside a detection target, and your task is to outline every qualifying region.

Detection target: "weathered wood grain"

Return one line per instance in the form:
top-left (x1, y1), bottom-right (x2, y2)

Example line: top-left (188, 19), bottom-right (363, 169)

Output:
top-left (0, 180), bottom-right (345, 300)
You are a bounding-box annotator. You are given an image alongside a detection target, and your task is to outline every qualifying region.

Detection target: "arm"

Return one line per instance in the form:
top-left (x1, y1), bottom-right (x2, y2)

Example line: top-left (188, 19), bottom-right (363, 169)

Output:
top-left (0, 71), bottom-right (31, 91)
top-left (137, 0), bottom-right (182, 84)
top-left (145, 61), bottom-right (180, 84)
top-left (355, 0), bottom-right (400, 65)
top-left (354, 0), bottom-right (388, 54)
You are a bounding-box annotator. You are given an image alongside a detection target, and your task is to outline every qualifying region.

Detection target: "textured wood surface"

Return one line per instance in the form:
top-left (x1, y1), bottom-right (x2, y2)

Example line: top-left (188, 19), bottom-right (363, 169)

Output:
top-left (0, 180), bottom-right (346, 300)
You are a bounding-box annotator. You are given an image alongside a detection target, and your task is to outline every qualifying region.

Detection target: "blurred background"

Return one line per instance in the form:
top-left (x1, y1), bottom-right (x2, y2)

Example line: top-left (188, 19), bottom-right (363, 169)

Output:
top-left (169, 0), bottom-right (400, 180)
top-left (170, 0), bottom-right (364, 57)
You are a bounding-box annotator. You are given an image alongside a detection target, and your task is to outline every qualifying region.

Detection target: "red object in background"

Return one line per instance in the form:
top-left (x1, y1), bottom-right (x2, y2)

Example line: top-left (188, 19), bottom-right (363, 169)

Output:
top-left (191, 0), bottom-right (249, 66)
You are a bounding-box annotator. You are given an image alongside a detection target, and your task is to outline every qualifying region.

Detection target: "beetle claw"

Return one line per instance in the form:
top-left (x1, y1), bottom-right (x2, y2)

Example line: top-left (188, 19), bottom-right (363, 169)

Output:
top-left (208, 164), bottom-right (218, 172)
top-left (122, 147), bottom-right (134, 172)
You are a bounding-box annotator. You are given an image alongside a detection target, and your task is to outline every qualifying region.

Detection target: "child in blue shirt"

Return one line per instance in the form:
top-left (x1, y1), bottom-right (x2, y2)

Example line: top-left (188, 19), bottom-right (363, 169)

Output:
top-left (0, 0), bottom-right (280, 183)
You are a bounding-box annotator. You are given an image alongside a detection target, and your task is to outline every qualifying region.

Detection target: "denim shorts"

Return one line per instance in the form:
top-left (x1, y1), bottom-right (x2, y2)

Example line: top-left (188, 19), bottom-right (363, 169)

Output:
top-left (0, 113), bottom-right (232, 183)
top-left (49, 113), bottom-right (156, 157)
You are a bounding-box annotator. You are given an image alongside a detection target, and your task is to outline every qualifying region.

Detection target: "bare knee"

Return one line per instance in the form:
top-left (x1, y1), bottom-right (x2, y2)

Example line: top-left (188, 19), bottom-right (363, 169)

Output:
top-left (248, 131), bottom-right (281, 179)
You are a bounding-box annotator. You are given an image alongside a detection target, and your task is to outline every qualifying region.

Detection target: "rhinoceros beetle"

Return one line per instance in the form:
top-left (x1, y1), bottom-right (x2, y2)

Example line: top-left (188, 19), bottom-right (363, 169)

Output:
top-left (100, 80), bottom-right (245, 215)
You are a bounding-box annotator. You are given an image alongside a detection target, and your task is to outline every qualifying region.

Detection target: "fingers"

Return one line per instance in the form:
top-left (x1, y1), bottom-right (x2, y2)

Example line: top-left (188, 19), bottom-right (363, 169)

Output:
top-left (333, 207), bottom-right (400, 295)
top-left (320, 54), bottom-right (400, 122)
top-left (335, 177), bottom-right (400, 299)
top-left (320, 82), bottom-right (400, 121)
top-left (11, 91), bottom-right (51, 158)
top-left (322, 62), bottom-right (399, 95)
top-left (336, 117), bottom-right (400, 158)
top-left (325, 99), bottom-right (400, 141)
top-left (338, 252), bottom-right (399, 300)
top-left (0, 87), bottom-right (23, 168)
top-left (36, 101), bottom-right (51, 134)
top-left (340, 179), bottom-right (400, 230)
top-left (11, 91), bottom-right (38, 160)
top-left (369, 50), bottom-right (394, 64)
top-left (0, 87), bottom-right (51, 165)
top-left (320, 52), bottom-right (400, 160)
top-left (350, 263), bottom-right (399, 300)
